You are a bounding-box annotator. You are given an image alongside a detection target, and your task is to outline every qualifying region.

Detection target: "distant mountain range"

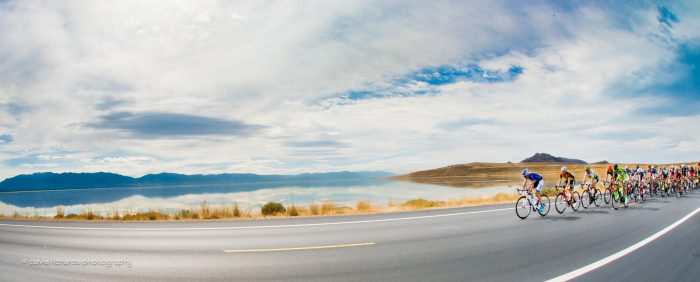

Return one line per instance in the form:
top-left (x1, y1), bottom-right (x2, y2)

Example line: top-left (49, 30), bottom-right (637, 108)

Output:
top-left (521, 153), bottom-right (589, 164)
top-left (0, 171), bottom-right (394, 192)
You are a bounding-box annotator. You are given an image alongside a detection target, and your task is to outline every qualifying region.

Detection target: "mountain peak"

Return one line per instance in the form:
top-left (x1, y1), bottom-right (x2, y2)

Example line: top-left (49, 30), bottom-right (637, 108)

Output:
top-left (520, 153), bottom-right (587, 164)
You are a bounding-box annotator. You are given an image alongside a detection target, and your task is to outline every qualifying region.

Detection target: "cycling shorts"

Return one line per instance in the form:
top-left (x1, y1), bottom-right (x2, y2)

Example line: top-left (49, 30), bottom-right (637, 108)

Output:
top-left (534, 180), bottom-right (543, 192)
top-left (564, 179), bottom-right (575, 190)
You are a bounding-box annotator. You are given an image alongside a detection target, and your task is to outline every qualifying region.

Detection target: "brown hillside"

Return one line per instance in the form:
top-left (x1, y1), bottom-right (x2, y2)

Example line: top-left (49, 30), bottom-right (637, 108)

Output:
top-left (391, 162), bottom-right (694, 188)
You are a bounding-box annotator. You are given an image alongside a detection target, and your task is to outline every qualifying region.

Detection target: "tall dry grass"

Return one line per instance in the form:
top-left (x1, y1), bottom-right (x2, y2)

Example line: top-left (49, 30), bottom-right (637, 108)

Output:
top-left (2, 192), bottom-right (521, 221)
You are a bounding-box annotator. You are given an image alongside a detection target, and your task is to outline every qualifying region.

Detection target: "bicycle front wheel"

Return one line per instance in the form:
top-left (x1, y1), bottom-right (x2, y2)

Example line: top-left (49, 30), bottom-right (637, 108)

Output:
top-left (604, 188), bottom-right (612, 204)
top-left (515, 196), bottom-right (531, 219)
top-left (581, 190), bottom-right (591, 209)
top-left (593, 189), bottom-right (603, 207)
top-left (611, 191), bottom-right (619, 210)
top-left (555, 193), bottom-right (567, 214)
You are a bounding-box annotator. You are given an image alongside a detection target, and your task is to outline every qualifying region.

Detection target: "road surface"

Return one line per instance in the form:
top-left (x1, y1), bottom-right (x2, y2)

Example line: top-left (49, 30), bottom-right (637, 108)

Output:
top-left (1, 193), bottom-right (698, 281)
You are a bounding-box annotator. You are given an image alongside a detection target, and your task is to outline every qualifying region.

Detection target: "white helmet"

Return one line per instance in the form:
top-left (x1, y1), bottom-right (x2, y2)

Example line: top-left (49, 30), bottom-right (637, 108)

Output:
top-left (561, 166), bottom-right (567, 172)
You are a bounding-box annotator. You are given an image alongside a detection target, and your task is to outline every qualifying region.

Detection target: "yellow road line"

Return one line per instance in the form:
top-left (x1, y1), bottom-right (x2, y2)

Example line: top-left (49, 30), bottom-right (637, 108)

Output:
top-left (223, 242), bottom-right (375, 253)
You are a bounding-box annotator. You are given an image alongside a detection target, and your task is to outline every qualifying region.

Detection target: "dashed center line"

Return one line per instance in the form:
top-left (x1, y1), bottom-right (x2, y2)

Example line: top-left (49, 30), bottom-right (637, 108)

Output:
top-left (223, 242), bottom-right (376, 253)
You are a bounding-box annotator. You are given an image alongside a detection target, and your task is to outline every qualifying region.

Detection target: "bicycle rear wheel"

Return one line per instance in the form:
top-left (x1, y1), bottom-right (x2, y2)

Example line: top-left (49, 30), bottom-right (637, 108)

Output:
top-left (604, 188), bottom-right (612, 204)
top-left (571, 191), bottom-right (581, 211)
top-left (515, 196), bottom-right (531, 219)
top-left (538, 195), bottom-right (550, 216)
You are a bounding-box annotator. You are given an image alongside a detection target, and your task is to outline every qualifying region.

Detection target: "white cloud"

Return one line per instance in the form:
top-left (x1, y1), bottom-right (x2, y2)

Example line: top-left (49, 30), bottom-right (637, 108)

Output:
top-left (0, 1), bottom-right (699, 180)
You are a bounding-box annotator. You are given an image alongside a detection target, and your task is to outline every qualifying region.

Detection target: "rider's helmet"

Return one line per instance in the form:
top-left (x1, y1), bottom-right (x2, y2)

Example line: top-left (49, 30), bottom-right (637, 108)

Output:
top-left (651, 165), bottom-right (655, 170)
top-left (635, 164), bottom-right (640, 170)
top-left (561, 166), bottom-right (567, 172)
top-left (624, 166), bottom-right (629, 171)
top-left (607, 165), bottom-right (613, 171)
top-left (584, 165), bottom-right (591, 171)
top-left (522, 168), bottom-right (529, 177)
top-left (613, 163), bottom-right (619, 170)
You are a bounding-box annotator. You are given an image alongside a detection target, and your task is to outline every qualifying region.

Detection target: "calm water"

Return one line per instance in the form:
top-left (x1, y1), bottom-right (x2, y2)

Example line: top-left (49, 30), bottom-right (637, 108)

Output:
top-left (0, 180), bottom-right (513, 216)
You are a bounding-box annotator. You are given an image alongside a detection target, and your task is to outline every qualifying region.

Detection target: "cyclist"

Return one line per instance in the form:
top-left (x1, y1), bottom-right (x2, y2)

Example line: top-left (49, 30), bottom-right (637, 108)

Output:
top-left (613, 163), bottom-right (629, 204)
top-left (521, 169), bottom-right (546, 213)
top-left (581, 165), bottom-right (600, 188)
top-left (636, 166), bottom-right (647, 196)
top-left (649, 165), bottom-right (659, 193)
top-left (605, 165), bottom-right (615, 183)
top-left (558, 166), bottom-right (577, 204)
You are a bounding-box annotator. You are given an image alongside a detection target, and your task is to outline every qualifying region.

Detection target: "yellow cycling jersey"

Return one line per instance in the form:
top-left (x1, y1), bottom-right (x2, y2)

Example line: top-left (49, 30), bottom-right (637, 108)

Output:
top-left (560, 171), bottom-right (575, 180)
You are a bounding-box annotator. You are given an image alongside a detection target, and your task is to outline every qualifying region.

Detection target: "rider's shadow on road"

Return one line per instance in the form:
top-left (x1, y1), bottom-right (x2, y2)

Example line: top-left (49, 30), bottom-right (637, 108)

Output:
top-left (631, 206), bottom-right (660, 211)
top-left (541, 216), bottom-right (581, 221)
top-left (576, 210), bottom-right (611, 215)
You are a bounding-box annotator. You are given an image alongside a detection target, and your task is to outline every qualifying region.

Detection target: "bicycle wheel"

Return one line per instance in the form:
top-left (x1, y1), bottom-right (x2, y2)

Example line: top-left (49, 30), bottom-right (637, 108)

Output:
top-left (622, 194), bottom-right (629, 207)
top-left (515, 196), bottom-right (531, 219)
top-left (581, 190), bottom-right (591, 209)
top-left (604, 188), bottom-right (612, 204)
top-left (611, 191), bottom-right (619, 210)
top-left (593, 189), bottom-right (603, 207)
top-left (538, 195), bottom-right (550, 216)
top-left (555, 193), bottom-right (567, 214)
top-left (571, 191), bottom-right (581, 211)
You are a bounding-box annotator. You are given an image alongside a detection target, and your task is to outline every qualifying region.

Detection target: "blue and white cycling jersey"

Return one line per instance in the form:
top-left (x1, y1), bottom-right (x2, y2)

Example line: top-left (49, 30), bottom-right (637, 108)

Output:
top-left (527, 173), bottom-right (543, 182)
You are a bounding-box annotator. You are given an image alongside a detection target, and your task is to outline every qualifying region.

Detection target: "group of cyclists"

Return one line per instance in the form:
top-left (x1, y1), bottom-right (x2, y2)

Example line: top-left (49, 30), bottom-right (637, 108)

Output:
top-left (518, 163), bottom-right (700, 216)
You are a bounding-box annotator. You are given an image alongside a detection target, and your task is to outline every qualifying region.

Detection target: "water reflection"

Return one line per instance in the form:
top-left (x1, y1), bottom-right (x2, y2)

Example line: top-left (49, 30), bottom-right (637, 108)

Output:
top-left (0, 180), bottom-right (514, 216)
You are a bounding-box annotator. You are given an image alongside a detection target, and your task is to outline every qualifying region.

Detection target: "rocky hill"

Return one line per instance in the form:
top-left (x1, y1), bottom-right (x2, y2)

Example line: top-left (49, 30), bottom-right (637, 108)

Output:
top-left (521, 153), bottom-right (587, 164)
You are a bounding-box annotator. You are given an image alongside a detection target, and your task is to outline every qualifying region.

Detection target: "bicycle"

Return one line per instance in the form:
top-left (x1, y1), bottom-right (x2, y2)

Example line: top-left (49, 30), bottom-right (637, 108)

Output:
top-left (554, 185), bottom-right (580, 214)
top-left (579, 182), bottom-right (602, 209)
top-left (603, 181), bottom-right (626, 210)
top-left (659, 179), bottom-right (669, 197)
top-left (515, 188), bottom-right (550, 219)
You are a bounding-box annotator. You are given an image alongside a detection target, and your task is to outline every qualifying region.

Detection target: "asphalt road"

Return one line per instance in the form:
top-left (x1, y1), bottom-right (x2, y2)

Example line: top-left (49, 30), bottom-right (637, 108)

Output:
top-left (1, 193), bottom-right (699, 282)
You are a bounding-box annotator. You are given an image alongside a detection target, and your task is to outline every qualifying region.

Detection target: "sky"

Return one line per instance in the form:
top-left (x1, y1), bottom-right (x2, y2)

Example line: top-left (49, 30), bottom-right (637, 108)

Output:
top-left (0, 0), bottom-right (699, 179)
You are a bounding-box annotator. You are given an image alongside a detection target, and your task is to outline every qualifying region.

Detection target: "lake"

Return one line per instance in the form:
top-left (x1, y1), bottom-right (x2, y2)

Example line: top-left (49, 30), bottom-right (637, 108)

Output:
top-left (0, 179), bottom-right (515, 217)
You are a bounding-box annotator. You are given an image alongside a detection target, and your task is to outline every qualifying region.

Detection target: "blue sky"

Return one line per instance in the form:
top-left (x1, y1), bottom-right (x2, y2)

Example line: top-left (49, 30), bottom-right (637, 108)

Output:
top-left (0, 1), bottom-right (699, 179)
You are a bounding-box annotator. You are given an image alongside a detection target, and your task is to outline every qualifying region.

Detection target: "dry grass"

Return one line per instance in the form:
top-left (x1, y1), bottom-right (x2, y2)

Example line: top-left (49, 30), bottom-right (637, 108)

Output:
top-left (0, 192), bottom-right (523, 221)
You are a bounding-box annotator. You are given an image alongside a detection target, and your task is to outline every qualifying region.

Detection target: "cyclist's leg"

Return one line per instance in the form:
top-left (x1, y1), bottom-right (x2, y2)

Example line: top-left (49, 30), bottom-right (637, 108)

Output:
top-left (534, 180), bottom-right (543, 205)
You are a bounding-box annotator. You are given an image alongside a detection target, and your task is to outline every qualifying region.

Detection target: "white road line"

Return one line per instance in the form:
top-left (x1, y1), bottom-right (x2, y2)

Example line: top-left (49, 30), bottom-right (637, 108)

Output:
top-left (546, 206), bottom-right (700, 282)
top-left (223, 242), bottom-right (375, 253)
top-left (0, 207), bottom-right (512, 231)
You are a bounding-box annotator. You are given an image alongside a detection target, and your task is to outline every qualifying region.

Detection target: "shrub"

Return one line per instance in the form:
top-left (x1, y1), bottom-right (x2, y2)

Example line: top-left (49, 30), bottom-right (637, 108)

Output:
top-left (320, 202), bottom-right (335, 214)
top-left (309, 202), bottom-right (319, 215)
top-left (54, 207), bottom-right (65, 219)
top-left (261, 202), bottom-right (286, 216)
top-left (65, 213), bottom-right (79, 219)
top-left (288, 205), bottom-right (299, 216)
top-left (233, 204), bottom-right (241, 217)
top-left (356, 200), bottom-right (372, 212)
top-left (402, 198), bottom-right (443, 209)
